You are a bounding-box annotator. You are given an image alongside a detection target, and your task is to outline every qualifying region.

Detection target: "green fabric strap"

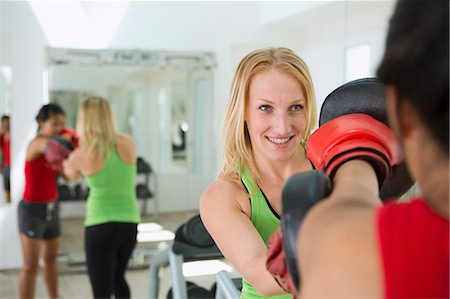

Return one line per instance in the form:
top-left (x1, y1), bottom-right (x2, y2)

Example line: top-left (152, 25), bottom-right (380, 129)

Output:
top-left (239, 168), bottom-right (292, 299)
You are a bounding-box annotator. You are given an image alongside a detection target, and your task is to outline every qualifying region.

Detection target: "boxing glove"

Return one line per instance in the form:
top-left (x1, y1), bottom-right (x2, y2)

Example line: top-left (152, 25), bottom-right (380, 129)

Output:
top-left (45, 135), bottom-right (73, 173)
top-left (266, 227), bottom-right (297, 296)
top-left (306, 113), bottom-right (402, 188)
top-left (267, 171), bottom-right (331, 294)
top-left (60, 127), bottom-right (79, 148)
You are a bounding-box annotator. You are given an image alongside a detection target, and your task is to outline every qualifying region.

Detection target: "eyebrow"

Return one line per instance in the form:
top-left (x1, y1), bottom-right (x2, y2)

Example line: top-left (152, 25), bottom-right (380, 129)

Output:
top-left (255, 98), bottom-right (306, 104)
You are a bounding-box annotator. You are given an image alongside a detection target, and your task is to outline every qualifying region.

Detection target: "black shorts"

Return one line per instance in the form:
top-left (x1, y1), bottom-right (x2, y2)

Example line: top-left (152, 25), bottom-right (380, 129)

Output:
top-left (18, 200), bottom-right (61, 239)
top-left (3, 167), bottom-right (10, 192)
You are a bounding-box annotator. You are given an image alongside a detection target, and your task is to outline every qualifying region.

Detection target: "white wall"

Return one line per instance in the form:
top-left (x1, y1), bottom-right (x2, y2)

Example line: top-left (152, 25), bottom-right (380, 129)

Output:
top-left (0, 1), bottom-right (48, 269)
top-left (0, 1), bottom-right (396, 269)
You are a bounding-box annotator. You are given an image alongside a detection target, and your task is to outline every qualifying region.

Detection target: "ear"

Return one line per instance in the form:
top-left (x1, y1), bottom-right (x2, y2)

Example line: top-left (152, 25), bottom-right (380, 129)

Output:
top-left (388, 87), bottom-right (420, 140)
top-left (396, 95), bottom-right (420, 138)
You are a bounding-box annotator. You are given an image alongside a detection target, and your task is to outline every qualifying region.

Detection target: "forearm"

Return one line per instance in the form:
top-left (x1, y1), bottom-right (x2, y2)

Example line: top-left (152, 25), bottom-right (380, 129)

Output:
top-left (330, 160), bottom-right (381, 206)
top-left (62, 159), bottom-right (80, 181)
top-left (242, 256), bottom-right (287, 297)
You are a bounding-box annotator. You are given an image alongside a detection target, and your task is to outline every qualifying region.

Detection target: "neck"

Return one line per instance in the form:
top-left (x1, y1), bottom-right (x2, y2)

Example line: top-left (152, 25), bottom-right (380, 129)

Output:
top-left (254, 147), bottom-right (310, 182)
top-left (419, 158), bottom-right (449, 218)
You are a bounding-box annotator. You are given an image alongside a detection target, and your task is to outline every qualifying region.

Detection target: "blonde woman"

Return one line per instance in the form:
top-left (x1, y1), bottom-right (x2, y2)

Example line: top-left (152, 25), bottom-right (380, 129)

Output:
top-left (63, 96), bottom-right (140, 299)
top-left (200, 48), bottom-right (317, 298)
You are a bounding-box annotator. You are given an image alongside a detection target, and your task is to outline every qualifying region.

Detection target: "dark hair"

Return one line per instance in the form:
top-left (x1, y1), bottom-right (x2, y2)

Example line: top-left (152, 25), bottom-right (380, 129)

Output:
top-left (35, 103), bottom-right (65, 124)
top-left (1, 115), bottom-right (10, 122)
top-left (377, 0), bottom-right (449, 154)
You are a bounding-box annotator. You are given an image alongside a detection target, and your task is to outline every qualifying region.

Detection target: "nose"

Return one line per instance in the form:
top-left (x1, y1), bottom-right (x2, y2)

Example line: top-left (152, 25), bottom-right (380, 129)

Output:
top-left (273, 112), bottom-right (291, 136)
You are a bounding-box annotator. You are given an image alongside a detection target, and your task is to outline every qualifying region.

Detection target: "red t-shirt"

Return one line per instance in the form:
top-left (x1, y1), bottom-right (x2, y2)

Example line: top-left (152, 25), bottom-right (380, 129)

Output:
top-left (376, 198), bottom-right (449, 298)
top-left (23, 155), bottom-right (58, 202)
top-left (0, 132), bottom-right (10, 167)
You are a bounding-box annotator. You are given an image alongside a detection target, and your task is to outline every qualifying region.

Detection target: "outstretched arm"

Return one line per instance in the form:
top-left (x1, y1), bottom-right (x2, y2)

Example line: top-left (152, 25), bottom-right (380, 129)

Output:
top-left (297, 160), bottom-right (383, 298)
top-left (62, 149), bottom-right (82, 181)
top-left (200, 178), bottom-right (287, 297)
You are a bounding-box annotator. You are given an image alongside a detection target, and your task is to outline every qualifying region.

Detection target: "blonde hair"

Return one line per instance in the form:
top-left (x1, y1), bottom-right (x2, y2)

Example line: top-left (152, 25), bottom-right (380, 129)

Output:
top-left (219, 47), bottom-right (317, 185)
top-left (77, 96), bottom-right (117, 157)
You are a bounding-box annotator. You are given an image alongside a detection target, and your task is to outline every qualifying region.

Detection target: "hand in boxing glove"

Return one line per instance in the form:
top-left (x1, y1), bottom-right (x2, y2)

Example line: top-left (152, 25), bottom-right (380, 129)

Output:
top-left (306, 113), bottom-right (403, 188)
top-left (267, 171), bottom-right (332, 296)
top-left (266, 227), bottom-right (298, 297)
top-left (60, 127), bottom-right (79, 149)
top-left (45, 135), bottom-right (74, 173)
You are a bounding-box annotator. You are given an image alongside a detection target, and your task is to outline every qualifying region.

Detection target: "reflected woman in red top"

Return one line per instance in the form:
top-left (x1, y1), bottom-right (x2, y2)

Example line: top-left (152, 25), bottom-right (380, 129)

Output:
top-left (0, 115), bottom-right (11, 203)
top-left (18, 103), bottom-right (67, 299)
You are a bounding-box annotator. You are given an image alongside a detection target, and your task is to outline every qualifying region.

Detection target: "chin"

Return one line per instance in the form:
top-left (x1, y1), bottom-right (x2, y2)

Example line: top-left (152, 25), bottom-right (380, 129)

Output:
top-left (269, 152), bottom-right (293, 162)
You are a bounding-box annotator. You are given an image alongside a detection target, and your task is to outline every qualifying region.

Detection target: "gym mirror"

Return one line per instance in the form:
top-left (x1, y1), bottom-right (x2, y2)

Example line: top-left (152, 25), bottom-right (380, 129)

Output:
top-left (47, 48), bottom-right (216, 216)
top-left (0, 32), bottom-right (12, 205)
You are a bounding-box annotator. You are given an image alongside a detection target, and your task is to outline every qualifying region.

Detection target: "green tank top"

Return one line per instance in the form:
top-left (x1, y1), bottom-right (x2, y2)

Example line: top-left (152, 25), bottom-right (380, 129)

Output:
top-left (84, 148), bottom-right (140, 227)
top-left (240, 168), bottom-right (292, 299)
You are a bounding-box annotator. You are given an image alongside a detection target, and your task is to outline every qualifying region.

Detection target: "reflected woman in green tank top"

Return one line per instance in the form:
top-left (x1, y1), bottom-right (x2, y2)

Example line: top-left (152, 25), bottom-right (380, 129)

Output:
top-left (200, 48), bottom-right (317, 298)
top-left (62, 96), bottom-right (140, 299)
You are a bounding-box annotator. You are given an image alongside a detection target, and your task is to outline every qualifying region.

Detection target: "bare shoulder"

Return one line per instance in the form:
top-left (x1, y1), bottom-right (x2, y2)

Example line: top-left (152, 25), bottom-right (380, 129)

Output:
top-left (298, 199), bottom-right (382, 297)
top-left (68, 147), bottom-right (84, 162)
top-left (200, 174), bottom-right (248, 213)
top-left (116, 133), bottom-right (134, 144)
top-left (66, 146), bottom-right (92, 170)
top-left (115, 134), bottom-right (136, 164)
top-left (26, 136), bottom-right (47, 160)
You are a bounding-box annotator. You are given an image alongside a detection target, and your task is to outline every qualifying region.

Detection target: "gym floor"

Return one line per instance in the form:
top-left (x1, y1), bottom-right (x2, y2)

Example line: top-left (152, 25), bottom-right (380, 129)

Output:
top-left (0, 211), bottom-right (237, 299)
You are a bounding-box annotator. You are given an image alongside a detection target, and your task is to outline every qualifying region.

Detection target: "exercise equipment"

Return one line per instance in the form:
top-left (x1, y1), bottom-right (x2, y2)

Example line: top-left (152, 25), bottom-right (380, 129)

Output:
top-left (307, 113), bottom-right (402, 188)
top-left (167, 281), bottom-right (212, 299)
top-left (60, 127), bottom-right (79, 148)
top-left (267, 171), bottom-right (331, 293)
top-left (174, 215), bottom-right (215, 249)
top-left (148, 215), bottom-right (241, 299)
top-left (45, 135), bottom-right (73, 172)
top-left (268, 78), bottom-right (415, 293)
top-left (317, 78), bottom-right (414, 200)
top-left (136, 157), bottom-right (158, 220)
top-left (57, 183), bottom-right (73, 201)
top-left (214, 271), bottom-right (242, 299)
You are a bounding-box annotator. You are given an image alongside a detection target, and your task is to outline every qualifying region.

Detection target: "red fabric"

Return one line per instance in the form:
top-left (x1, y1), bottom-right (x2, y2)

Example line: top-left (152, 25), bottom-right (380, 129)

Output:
top-left (45, 137), bottom-right (72, 173)
top-left (23, 155), bottom-right (58, 203)
top-left (306, 114), bottom-right (403, 172)
top-left (266, 227), bottom-right (298, 297)
top-left (376, 198), bottom-right (449, 298)
top-left (0, 132), bottom-right (10, 166)
top-left (60, 127), bottom-right (79, 148)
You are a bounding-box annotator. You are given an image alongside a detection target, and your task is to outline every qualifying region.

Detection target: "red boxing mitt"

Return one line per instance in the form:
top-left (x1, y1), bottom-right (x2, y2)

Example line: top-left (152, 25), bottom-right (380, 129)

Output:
top-left (266, 227), bottom-right (298, 297)
top-left (45, 135), bottom-right (73, 173)
top-left (60, 127), bottom-right (79, 149)
top-left (306, 113), bottom-right (403, 187)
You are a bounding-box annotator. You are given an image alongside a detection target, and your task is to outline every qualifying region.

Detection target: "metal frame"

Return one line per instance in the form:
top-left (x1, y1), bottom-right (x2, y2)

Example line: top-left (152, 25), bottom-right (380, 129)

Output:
top-left (148, 247), bottom-right (187, 299)
top-left (214, 271), bottom-right (241, 299)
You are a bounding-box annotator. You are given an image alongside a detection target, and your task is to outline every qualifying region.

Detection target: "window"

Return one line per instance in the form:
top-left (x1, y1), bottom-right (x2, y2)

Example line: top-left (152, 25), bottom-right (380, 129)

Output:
top-left (345, 43), bottom-right (371, 82)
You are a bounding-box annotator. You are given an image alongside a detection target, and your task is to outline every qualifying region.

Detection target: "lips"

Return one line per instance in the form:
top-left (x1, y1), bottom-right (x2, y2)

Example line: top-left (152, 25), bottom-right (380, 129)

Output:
top-left (267, 136), bottom-right (292, 145)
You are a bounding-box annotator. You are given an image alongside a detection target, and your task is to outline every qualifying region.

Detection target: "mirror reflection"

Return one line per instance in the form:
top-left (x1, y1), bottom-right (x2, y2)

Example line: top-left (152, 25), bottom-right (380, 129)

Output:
top-left (0, 32), bottom-right (12, 205)
top-left (48, 48), bottom-right (214, 178)
top-left (46, 48), bottom-right (216, 288)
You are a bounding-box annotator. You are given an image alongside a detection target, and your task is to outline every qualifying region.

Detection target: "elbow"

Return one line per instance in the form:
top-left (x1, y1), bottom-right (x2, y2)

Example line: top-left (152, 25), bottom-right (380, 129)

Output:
top-left (62, 171), bottom-right (79, 182)
top-left (243, 271), bottom-right (285, 297)
top-left (253, 281), bottom-right (284, 298)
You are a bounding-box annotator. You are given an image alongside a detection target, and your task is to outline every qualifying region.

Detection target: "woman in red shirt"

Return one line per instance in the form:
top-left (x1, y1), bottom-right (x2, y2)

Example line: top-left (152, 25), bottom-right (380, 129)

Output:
top-left (18, 103), bottom-right (67, 299)
top-left (288, 0), bottom-right (448, 298)
top-left (0, 115), bottom-right (11, 203)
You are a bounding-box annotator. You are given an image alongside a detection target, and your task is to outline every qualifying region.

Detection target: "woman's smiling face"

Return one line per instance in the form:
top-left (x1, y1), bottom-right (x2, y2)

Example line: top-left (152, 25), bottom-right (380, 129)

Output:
top-left (245, 68), bottom-right (307, 162)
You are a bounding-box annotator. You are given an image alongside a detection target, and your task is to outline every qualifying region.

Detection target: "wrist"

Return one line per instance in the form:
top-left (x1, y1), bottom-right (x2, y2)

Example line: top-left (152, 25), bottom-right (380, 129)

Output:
top-left (332, 160), bottom-right (380, 201)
